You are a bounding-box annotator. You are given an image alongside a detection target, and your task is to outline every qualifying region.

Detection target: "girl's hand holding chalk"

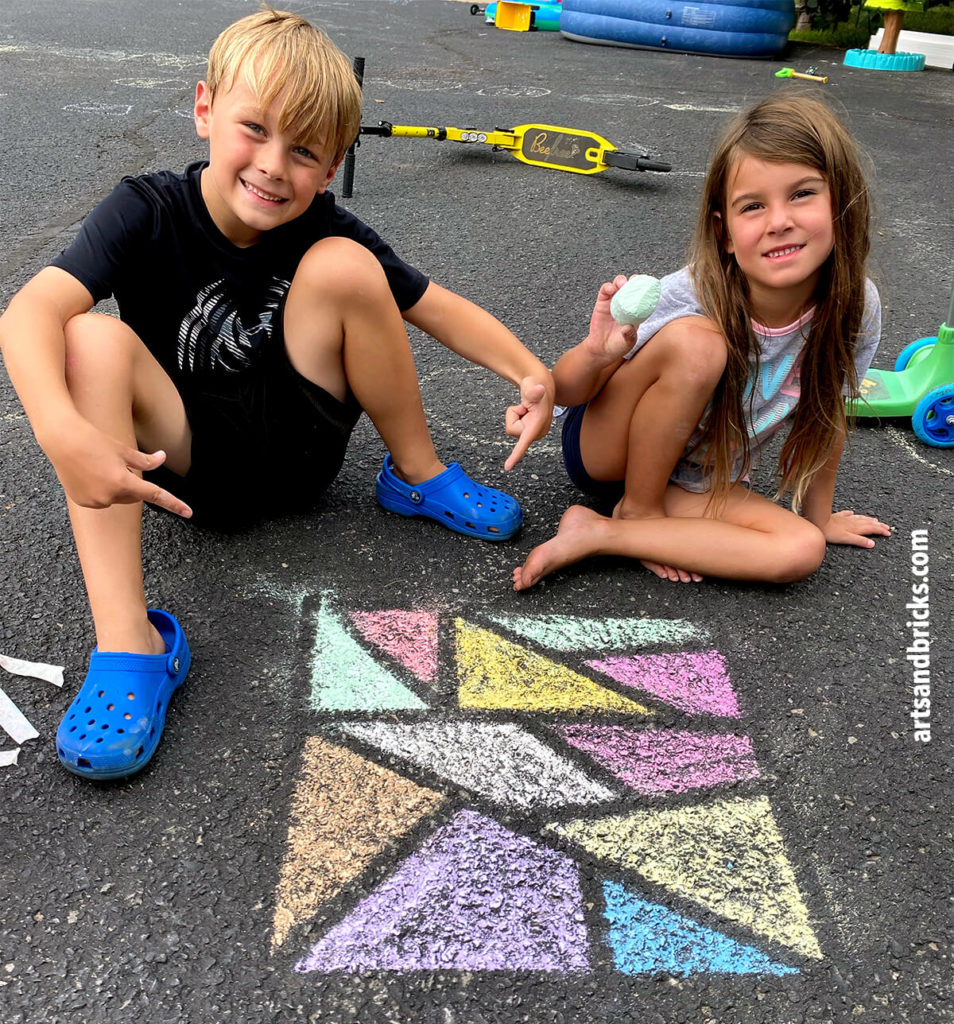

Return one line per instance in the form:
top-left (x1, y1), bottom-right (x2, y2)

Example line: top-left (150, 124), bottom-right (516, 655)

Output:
top-left (610, 274), bottom-right (661, 326)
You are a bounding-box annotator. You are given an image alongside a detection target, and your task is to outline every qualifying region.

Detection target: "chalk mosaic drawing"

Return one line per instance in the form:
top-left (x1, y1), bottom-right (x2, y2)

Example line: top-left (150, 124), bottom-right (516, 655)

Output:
top-left (271, 592), bottom-right (822, 977)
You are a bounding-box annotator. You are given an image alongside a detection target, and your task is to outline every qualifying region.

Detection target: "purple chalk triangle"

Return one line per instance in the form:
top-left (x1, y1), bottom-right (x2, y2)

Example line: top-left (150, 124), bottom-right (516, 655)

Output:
top-left (350, 610), bottom-right (439, 684)
top-left (587, 650), bottom-right (740, 718)
top-left (296, 809), bottom-right (590, 973)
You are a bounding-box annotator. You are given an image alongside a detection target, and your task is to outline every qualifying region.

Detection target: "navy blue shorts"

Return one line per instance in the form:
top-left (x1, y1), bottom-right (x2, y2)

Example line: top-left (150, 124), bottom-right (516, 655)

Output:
top-left (560, 403), bottom-right (624, 503)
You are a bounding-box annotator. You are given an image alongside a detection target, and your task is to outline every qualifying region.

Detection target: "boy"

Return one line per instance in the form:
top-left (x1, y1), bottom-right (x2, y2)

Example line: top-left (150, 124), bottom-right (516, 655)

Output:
top-left (0, 7), bottom-right (554, 780)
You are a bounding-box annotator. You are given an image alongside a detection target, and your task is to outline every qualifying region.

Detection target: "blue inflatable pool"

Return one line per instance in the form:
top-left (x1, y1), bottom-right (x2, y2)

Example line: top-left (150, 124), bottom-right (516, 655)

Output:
top-left (560, 0), bottom-right (795, 58)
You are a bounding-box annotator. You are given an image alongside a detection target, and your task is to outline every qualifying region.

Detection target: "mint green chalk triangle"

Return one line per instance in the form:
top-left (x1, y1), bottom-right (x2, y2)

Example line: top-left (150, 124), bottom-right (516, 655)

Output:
top-left (310, 599), bottom-right (428, 712)
top-left (487, 614), bottom-right (709, 653)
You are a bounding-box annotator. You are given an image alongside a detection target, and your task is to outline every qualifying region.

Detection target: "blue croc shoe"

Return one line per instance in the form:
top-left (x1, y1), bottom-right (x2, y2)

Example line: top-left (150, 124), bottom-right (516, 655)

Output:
top-left (56, 609), bottom-right (190, 781)
top-left (375, 455), bottom-right (522, 541)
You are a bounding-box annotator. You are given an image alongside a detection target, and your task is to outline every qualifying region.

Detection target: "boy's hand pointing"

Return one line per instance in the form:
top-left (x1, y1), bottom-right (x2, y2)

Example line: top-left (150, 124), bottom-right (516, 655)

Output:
top-left (503, 375), bottom-right (554, 470)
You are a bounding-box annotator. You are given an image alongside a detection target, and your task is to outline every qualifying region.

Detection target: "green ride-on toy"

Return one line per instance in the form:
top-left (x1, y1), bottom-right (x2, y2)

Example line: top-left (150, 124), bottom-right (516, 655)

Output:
top-left (849, 282), bottom-right (954, 448)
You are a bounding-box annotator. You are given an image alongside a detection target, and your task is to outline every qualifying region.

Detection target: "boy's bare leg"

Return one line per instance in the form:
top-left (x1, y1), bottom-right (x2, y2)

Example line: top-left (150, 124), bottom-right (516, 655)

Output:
top-left (63, 314), bottom-right (192, 654)
top-left (283, 237), bottom-right (445, 485)
top-left (513, 485), bottom-right (827, 591)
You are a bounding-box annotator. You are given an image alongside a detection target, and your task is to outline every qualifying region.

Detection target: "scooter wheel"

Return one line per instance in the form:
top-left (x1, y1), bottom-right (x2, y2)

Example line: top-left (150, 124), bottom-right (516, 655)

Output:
top-left (912, 384), bottom-right (954, 448)
top-left (894, 336), bottom-right (937, 372)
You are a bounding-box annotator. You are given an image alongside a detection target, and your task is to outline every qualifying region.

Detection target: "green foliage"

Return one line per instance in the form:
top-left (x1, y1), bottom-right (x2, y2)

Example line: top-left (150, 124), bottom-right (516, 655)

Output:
top-left (791, 1), bottom-right (953, 38)
top-left (799, 0), bottom-right (856, 30)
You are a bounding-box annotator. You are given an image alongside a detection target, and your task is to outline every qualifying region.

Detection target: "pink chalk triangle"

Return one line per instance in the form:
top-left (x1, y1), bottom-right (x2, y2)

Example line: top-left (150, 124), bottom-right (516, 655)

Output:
top-left (586, 650), bottom-right (740, 718)
top-left (350, 610), bottom-right (439, 684)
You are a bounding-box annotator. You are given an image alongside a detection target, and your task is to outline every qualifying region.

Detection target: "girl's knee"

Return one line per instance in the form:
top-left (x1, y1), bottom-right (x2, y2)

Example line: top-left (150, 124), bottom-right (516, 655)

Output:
top-left (771, 524), bottom-right (827, 583)
top-left (653, 320), bottom-right (727, 391)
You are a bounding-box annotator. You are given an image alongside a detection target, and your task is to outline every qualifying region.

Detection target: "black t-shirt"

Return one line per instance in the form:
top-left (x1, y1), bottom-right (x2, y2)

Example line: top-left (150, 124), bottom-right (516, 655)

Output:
top-left (51, 161), bottom-right (429, 400)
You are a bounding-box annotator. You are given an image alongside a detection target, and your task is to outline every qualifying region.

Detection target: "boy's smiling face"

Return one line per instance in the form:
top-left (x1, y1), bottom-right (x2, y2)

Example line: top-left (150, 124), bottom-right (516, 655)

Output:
top-left (194, 76), bottom-right (339, 247)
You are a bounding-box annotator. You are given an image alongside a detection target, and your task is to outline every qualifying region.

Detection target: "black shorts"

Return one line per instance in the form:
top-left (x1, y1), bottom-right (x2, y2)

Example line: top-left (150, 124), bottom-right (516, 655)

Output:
top-left (145, 337), bottom-right (362, 529)
top-left (560, 403), bottom-right (624, 503)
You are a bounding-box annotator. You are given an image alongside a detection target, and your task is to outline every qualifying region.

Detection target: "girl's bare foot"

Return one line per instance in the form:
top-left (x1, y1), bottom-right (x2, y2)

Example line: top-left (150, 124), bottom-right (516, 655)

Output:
top-left (612, 498), bottom-right (702, 583)
top-left (513, 505), bottom-right (607, 591)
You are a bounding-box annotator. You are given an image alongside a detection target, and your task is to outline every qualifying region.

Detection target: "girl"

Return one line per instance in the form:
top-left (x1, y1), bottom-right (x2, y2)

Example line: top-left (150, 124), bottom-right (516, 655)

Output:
top-left (514, 92), bottom-right (891, 590)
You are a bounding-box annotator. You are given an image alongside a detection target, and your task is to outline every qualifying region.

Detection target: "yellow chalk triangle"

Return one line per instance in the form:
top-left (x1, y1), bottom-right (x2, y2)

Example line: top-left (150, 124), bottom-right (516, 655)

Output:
top-left (455, 619), bottom-right (653, 716)
top-left (547, 795), bottom-right (822, 959)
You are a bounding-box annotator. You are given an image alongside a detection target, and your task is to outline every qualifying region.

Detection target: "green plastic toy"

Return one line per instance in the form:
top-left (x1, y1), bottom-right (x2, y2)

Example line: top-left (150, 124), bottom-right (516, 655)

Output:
top-left (849, 282), bottom-right (954, 447)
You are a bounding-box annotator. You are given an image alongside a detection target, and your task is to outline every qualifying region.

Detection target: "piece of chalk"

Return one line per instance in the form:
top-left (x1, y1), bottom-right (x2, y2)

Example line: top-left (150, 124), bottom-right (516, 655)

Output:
top-left (610, 274), bottom-right (661, 326)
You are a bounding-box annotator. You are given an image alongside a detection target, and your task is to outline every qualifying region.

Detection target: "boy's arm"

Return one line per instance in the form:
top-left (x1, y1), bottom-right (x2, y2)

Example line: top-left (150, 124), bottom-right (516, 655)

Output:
top-left (801, 429), bottom-right (890, 546)
top-left (403, 281), bottom-right (555, 470)
top-left (0, 268), bottom-right (187, 514)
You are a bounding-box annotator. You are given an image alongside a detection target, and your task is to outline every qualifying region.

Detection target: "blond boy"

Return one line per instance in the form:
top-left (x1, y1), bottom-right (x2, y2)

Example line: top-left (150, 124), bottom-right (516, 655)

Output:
top-left (0, 7), bottom-right (553, 779)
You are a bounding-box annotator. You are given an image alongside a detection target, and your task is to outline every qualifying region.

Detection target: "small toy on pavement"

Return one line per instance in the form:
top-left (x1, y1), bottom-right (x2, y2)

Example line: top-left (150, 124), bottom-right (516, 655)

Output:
top-left (775, 66), bottom-right (830, 82)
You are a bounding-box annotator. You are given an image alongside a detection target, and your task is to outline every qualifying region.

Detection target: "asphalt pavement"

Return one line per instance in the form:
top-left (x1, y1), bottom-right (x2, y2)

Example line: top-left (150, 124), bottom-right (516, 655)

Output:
top-left (0, 2), bottom-right (952, 1022)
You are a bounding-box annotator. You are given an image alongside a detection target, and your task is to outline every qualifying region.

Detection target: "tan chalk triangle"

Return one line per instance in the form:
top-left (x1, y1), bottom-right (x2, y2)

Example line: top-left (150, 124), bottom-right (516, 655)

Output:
top-left (271, 735), bottom-right (444, 948)
top-left (546, 795), bottom-right (822, 959)
top-left (455, 620), bottom-right (653, 716)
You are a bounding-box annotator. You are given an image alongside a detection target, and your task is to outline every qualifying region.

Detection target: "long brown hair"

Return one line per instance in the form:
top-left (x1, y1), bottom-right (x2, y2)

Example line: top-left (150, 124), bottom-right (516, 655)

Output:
top-left (688, 92), bottom-right (871, 510)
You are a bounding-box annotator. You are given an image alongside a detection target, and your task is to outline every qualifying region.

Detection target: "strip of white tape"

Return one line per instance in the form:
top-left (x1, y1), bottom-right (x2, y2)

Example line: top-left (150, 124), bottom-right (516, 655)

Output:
top-left (0, 654), bottom-right (64, 687)
top-left (0, 748), bottom-right (20, 767)
top-left (0, 686), bottom-right (39, 745)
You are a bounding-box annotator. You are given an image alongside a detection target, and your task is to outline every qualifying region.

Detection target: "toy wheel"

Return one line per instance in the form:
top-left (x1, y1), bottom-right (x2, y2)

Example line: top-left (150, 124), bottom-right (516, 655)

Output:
top-left (894, 336), bottom-right (937, 372)
top-left (912, 384), bottom-right (954, 448)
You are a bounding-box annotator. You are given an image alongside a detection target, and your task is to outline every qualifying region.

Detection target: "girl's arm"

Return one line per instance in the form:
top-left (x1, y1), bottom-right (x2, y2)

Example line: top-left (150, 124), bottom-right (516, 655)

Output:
top-left (402, 281), bottom-right (554, 470)
top-left (801, 430), bottom-right (891, 547)
top-left (551, 276), bottom-right (641, 407)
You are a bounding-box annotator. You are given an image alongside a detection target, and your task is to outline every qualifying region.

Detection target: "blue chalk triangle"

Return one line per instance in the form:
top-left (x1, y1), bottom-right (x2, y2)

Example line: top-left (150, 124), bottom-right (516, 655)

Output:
top-left (602, 880), bottom-right (798, 977)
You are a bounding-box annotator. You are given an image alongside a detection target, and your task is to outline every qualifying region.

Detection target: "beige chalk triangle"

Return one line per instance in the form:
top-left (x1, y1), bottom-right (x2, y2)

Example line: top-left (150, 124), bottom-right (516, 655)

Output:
top-left (455, 620), bottom-right (653, 716)
top-left (271, 736), bottom-right (444, 948)
top-left (546, 795), bottom-right (822, 959)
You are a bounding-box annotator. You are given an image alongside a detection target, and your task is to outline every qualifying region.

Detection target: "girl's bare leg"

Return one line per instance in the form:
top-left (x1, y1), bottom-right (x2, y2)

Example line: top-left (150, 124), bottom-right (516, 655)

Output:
top-left (513, 484), bottom-right (827, 591)
top-left (576, 318), bottom-right (727, 580)
top-left (283, 237), bottom-right (444, 485)
top-left (63, 314), bottom-right (192, 653)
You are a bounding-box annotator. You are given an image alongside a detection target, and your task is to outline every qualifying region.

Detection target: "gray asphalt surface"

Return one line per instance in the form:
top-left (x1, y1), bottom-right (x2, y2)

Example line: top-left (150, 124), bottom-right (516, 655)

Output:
top-left (1, 2), bottom-right (952, 1022)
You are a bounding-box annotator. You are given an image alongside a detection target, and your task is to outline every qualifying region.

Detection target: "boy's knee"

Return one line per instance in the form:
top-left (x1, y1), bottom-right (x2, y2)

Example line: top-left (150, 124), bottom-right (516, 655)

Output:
top-left (64, 313), bottom-right (135, 384)
top-left (293, 237), bottom-right (389, 302)
top-left (771, 524), bottom-right (827, 583)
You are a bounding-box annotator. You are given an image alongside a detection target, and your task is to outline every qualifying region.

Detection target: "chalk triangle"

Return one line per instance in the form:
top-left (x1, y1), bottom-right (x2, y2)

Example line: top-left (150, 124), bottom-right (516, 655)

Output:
top-left (488, 613), bottom-right (709, 652)
top-left (350, 610), bottom-right (438, 684)
top-left (547, 796), bottom-right (822, 959)
top-left (601, 879), bottom-right (797, 976)
top-left (555, 726), bottom-right (760, 795)
top-left (272, 736), bottom-right (444, 948)
top-left (296, 809), bottom-right (590, 972)
top-left (587, 651), bottom-right (740, 718)
top-left (342, 720), bottom-right (617, 811)
top-left (309, 598), bottom-right (428, 712)
top-left (456, 620), bottom-right (653, 716)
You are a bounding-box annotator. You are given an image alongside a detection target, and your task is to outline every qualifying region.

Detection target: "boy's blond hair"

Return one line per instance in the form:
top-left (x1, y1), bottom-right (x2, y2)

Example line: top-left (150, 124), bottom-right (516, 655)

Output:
top-left (206, 6), bottom-right (361, 165)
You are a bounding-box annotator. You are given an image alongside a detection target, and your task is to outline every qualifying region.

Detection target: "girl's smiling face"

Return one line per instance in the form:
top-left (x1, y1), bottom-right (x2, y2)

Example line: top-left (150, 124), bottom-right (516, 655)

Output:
top-left (721, 154), bottom-right (835, 318)
top-left (194, 77), bottom-right (339, 247)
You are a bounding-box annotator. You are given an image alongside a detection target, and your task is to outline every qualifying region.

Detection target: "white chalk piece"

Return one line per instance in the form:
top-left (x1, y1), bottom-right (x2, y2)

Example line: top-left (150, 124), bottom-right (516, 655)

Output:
top-left (0, 686), bottom-right (39, 745)
top-left (0, 748), bottom-right (20, 767)
top-left (0, 653), bottom-right (64, 687)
